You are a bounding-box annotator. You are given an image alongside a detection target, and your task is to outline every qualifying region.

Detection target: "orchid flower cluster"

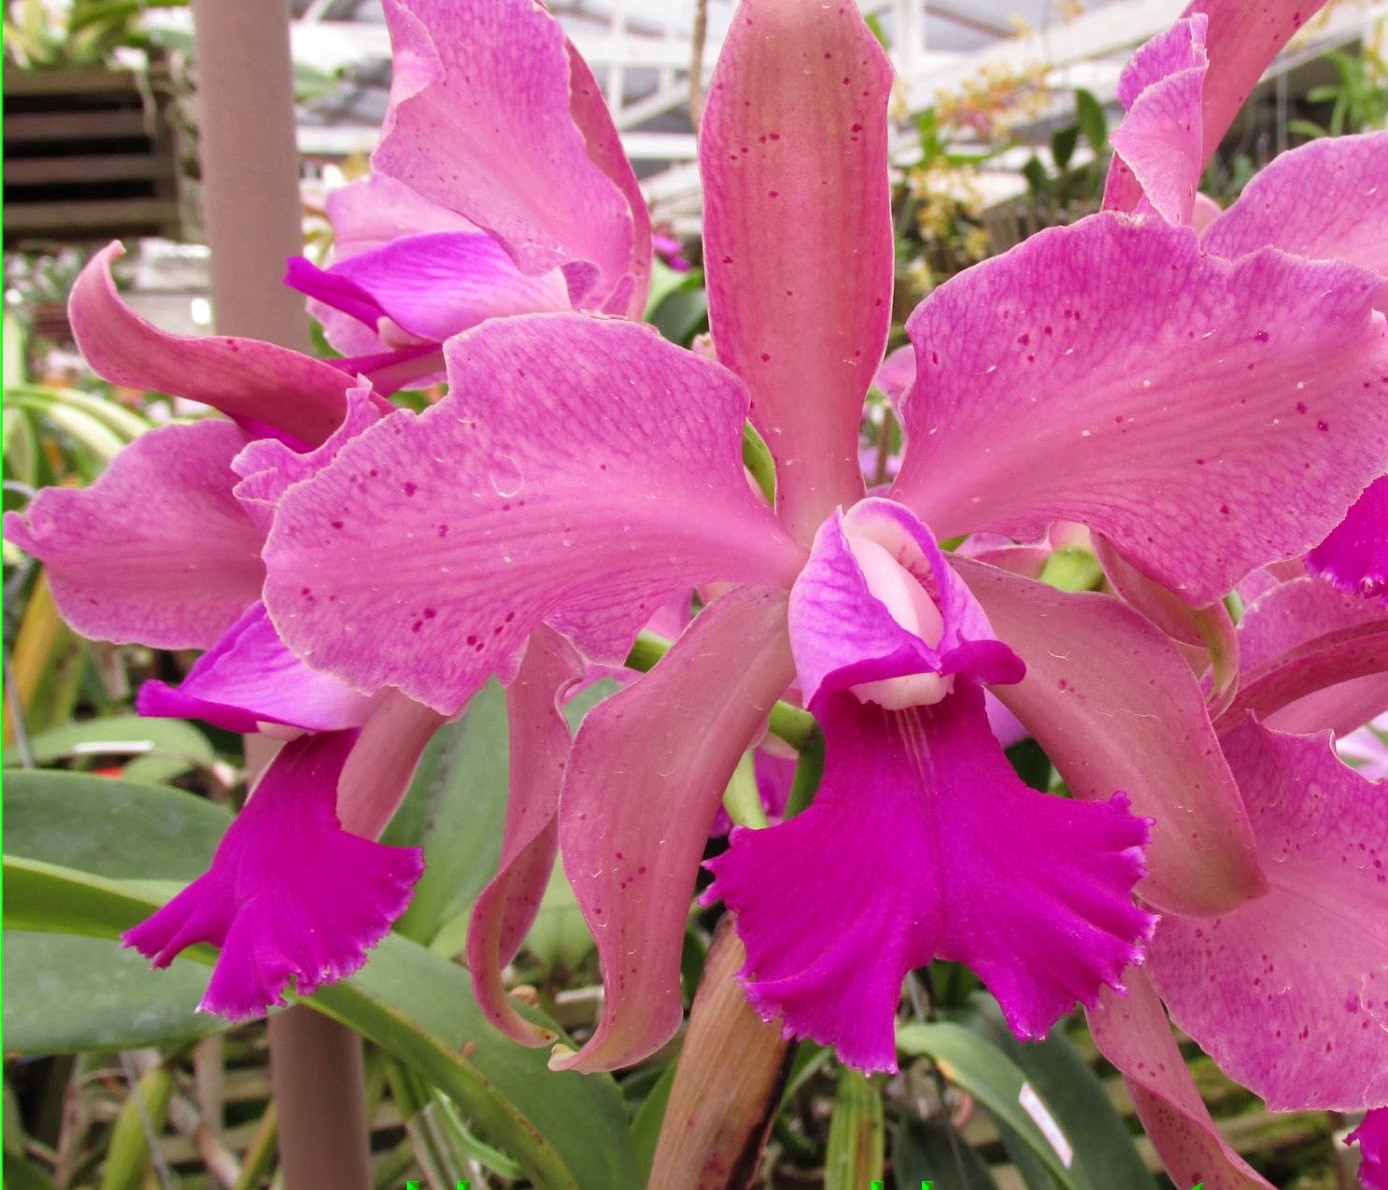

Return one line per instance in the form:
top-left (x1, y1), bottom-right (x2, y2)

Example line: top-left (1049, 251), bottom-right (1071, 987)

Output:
top-left (7, 0), bottom-right (1388, 1185)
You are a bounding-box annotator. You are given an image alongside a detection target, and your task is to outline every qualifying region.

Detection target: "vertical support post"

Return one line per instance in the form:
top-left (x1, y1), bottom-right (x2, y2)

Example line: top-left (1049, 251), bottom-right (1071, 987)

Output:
top-left (188, 3), bottom-right (371, 1186)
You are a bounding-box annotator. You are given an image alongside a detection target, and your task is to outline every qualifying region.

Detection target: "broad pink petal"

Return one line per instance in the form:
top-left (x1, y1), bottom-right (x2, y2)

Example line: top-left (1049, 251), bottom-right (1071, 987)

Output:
top-left (564, 43), bottom-right (652, 317)
top-left (325, 173), bottom-right (475, 259)
top-left (1308, 475), bottom-right (1388, 606)
top-left (892, 215), bottom-right (1388, 605)
top-left (1351, 1108), bottom-right (1388, 1190)
top-left (1089, 970), bottom-right (1274, 1190)
top-left (3, 420), bottom-right (263, 649)
top-left (307, 175), bottom-right (478, 357)
top-left (700, 0), bottom-right (893, 542)
top-left (788, 500), bottom-right (1022, 705)
top-left (123, 731), bottom-right (424, 1019)
top-left (468, 626), bottom-right (586, 1046)
top-left (70, 244), bottom-right (358, 447)
top-left (1103, 16), bottom-right (1208, 225)
top-left (955, 558), bottom-right (1266, 917)
top-left (373, 0), bottom-right (641, 312)
top-left (708, 683), bottom-right (1153, 1072)
top-left (232, 382), bottom-right (385, 536)
top-left (551, 586), bottom-right (796, 1072)
top-left (1204, 133), bottom-right (1388, 300)
top-left (1148, 718), bottom-right (1388, 1110)
top-left (263, 314), bottom-right (805, 715)
top-left (137, 602), bottom-right (374, 733)
top-left (286, 229), bottom-right (570, 347)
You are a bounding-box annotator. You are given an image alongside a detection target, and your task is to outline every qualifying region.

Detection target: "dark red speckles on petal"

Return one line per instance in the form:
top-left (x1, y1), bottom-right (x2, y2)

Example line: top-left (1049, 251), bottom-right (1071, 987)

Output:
top-left (1254, 331), bottom-right (1270, 343)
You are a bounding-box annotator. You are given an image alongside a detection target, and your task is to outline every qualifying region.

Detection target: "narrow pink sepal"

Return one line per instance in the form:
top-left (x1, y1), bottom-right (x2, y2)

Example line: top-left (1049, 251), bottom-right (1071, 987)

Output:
top-left (551, 587), bottom-right (796, 1072)
top-left (708, 683), bottom-right (1153, 1072)
top-left (1103, 16), bottom-right (1208, 225)
top-left (893, 215), bottom-right (1388, 605)
top-left (3, 420), bottom-right (263, 649)
top-left (1232, 573), bottom-right (1388, 736)
top-left (468, 626), bottom-right (586, 1046)
top-left (1351, 1109), bottom-right (1388, 1190)
top-left (1148, 718), bottom-right (1388, 1111)
top-left (955, 557), bottom-right (1266, 917)
top-left (123, 732), bottom-right (424, 1019)
top-left (1224, 620), bottom-right (1388, 737)
top-left (69, 244), bottom-right (357, 447)
top-left (337, 689), bottom-right (448, 840)
top-left (373, 0), bottom-right (640, 312)
top-left (136, 602), bottom-right (374, 734)
top-left (700, 0), bottom-right (893, 542)
top-left (1204, 133), bottom-right (1388, 303)
top-left (789, 500), bottom-right (1023, 705)
top-left (1308, 476), bottom-right (1388, 606)
top-left (263, 314), bottom-right (804, 716)
top-left (1089, 971), bottom-right (1275, 1190)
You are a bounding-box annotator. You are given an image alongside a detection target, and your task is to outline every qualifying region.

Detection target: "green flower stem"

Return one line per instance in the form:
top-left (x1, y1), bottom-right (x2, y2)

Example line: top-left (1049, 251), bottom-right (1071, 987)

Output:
top-left (623, 632), bottom-right (818, 752)
top-left (742, 421), bottom-right (777, 505)
top-left (723, 751), bottom-right (770, 830)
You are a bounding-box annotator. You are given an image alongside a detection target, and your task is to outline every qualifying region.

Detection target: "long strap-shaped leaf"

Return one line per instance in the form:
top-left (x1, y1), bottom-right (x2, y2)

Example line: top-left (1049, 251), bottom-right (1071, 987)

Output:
top-left (3, 853), bottom-right (636, 1190)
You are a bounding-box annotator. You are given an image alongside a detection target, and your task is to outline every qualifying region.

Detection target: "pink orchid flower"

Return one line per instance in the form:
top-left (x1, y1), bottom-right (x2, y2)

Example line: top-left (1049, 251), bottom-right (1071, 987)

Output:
top-left (284, 0), bottom-right (652, 394)
top-left (1080, 7), bottom-right (1388, 1183)
top-left (253, 0), bottom-right (1388, 1078)
top-left (1104, 4), bottom-right (1388, 606)
top-left (2, 248), bottom-right (440, 1018)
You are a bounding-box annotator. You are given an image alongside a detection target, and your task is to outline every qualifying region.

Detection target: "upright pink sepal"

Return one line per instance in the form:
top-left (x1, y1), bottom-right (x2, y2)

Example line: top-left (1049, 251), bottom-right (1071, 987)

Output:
top-left (263, 314), bottom-right (803, 715)
top-left (1104, 16), bottom-right (1208, 225)
top-left (893, 215), bottom-right (1388, 605)
top-left (552, 587), bottom-right (796, 1072)
top-left (69, 244), bottom-right (356, 447)
top-left (708, 683), bottom-right (1154, 1072)
top-left (468, 627), bottom-right (586, 1046)
top-left (3, 420), bottom-right (263, 649)
top-left (1233, 572), bottom-right (1388, 736)
top-left (1350, 1109), bottom-right (1388, 1190)
top-left (700, 0), bottom-right (893, 541)
top-left (955, 558), bottom-right (1265, 916)
top-left (1307, 476), bottom-right (1388, 606)
top-left (1089, 971), bottom-right (1274, 1190)
top-left (1148, 719), bottom-right (1388, 1111)
top-left (123, 732), bottom-right (424, 1019)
